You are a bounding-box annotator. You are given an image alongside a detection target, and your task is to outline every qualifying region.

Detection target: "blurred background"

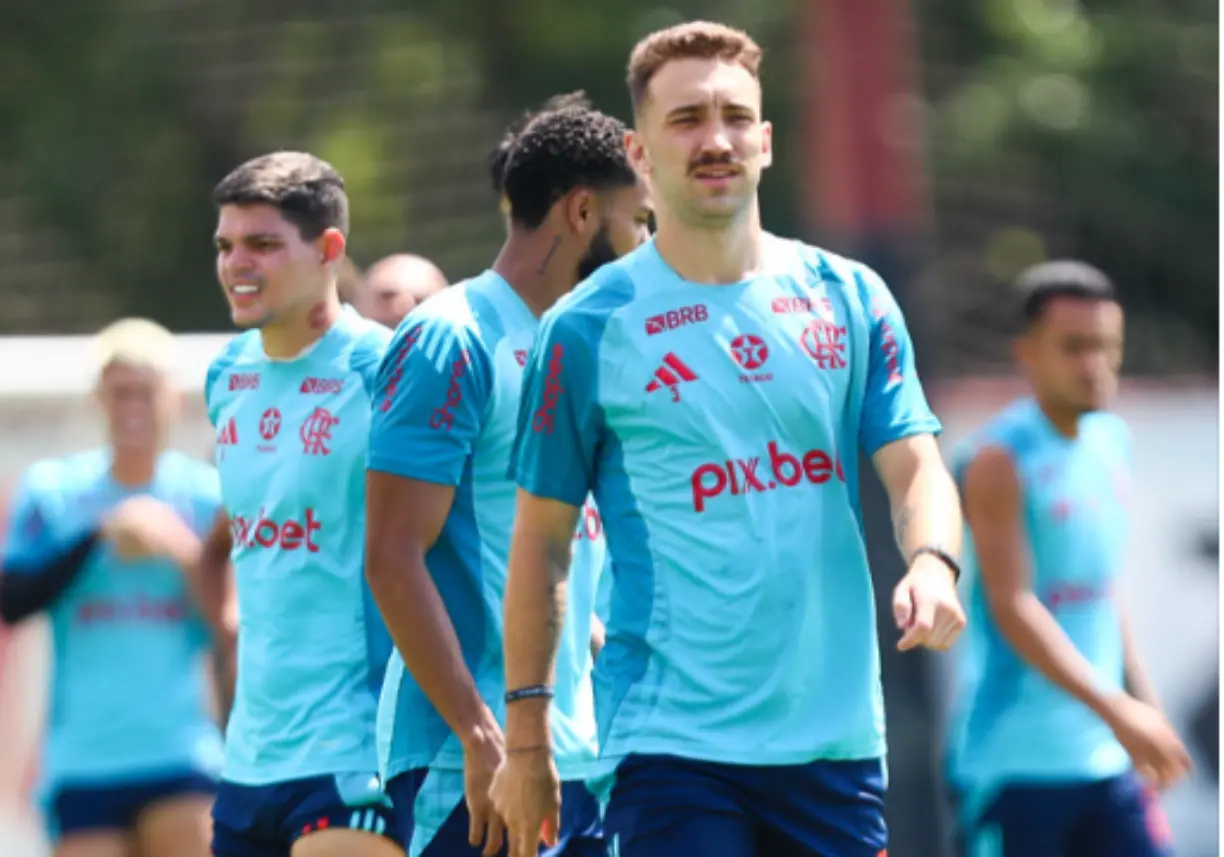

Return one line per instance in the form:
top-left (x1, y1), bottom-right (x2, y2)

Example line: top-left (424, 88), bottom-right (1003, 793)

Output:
top-left (0, 0), bottom-right (1217, 855)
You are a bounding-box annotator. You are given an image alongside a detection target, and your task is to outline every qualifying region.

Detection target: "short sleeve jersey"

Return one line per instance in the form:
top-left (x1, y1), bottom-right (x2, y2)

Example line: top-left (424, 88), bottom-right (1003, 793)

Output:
top-left (511, 236), bottom-right (941, 773)
top-left (368, 271), bottom-right (606, 781)
top-left (2, 449), bottom-right (223, 788)
top-left (946, 399), bottom-right (1131, 797)
top-left (205, 306), bottom-right (393, 785)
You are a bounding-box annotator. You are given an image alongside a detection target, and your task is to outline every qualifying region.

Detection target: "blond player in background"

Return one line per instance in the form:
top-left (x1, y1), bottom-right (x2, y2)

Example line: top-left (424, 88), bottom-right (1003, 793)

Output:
top-left (0, 318), bottom-right (233, 857)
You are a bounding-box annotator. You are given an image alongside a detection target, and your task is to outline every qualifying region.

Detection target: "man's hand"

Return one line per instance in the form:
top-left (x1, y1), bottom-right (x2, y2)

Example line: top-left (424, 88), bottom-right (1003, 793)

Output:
top-left (892, 553), bottom-right (966, 652)
top-left (489, 747), bottom-right (561, 857)
top-left (462, 712), bottom-right (508, 857)
top-left (102, 496), bottom-right (199, 566)
top-left (1103, 693), bottom-right (1192, 791)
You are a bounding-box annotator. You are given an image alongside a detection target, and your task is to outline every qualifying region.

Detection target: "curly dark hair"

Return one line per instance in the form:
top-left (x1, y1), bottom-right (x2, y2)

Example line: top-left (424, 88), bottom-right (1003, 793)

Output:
top-left (213, 151), bottom-right (349, 239)
top-left (487, 91), bottom-right (593, 197)
top-left (501, 106), bottom-right (636, 230)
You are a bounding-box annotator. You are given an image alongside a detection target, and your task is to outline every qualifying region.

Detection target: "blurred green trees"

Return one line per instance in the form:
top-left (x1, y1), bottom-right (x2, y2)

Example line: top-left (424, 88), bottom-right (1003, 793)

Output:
top-left (0, 0), bottom-right (1215, 371)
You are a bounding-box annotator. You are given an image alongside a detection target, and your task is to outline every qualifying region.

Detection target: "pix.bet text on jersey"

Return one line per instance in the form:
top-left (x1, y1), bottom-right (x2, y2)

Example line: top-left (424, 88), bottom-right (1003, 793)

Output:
top-left (205, 307), bottom-right (393, 785)
top-left (511, 235), bottom-right (942, 781)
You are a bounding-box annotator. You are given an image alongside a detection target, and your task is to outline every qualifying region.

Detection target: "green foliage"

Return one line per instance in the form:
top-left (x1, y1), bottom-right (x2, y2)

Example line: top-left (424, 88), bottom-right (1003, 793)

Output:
top-left (0, 0), bottom-right (1214, 373)
top-left (922, 0), bottom-right (1218, 370)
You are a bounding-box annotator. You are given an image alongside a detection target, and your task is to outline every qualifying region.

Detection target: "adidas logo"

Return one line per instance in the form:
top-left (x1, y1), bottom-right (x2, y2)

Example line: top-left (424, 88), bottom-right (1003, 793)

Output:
top-left (217, 417), bottom-right (238, 446)
top-left (645, 353), bottom-right (697, 402)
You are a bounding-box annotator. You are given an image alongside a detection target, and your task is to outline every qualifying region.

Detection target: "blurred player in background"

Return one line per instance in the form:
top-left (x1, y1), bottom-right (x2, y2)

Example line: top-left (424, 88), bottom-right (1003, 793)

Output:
top-left (0, 318), bottom-right (229, 857)
top-left (205, 152), bottom-right (404, 857)
top-left (947, 261), bottom-right (1188, 856)
top-left (353, 254), bottom-right (448, 330)
top-left (491, 21), bottom-right (965, 857)
top-left (487, 92), bottom-right (592, 230)
top-left (365, 105), bottom-right (652, 857)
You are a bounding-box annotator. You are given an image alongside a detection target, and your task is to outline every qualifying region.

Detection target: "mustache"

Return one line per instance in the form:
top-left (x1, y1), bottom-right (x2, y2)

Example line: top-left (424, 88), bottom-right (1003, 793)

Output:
top-left (688, 154), bottom-right (739, 175)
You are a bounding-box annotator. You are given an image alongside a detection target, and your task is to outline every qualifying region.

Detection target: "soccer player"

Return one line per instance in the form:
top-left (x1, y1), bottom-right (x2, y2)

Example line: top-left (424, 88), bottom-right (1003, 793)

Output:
top-left (946, 261), bottom-right (1189, 856)
top-left (204, 152), bottom-right (404, 857)
top-left (364, 105), bottom-right (652, 857)
top-left (0, 318), bottom-right (227, 857)
top-left (490, 21), bottom-right (967, 857)
top-left (353, 254), bottom-right (448, 329)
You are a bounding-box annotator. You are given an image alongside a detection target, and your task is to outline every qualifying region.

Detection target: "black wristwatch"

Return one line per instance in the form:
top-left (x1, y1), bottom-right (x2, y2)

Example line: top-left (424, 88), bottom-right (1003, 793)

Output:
top-left (910, 545), bottom-right (961, 582)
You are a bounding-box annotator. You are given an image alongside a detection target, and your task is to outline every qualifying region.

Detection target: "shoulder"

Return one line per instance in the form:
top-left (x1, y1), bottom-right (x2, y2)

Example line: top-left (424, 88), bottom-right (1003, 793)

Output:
top-left (960, 442), bottom-right (1022, 513)
top-left (783, 237), bottom-right (896, 312)
top-left (541, 261), bottom-right (639, 350)
top-left (955, 400), bottom-right (1041, 479)
top-left (397, 281), bottom-right (493, 361)
top-left (335, 311), bottom-right (394, 393)
top-left (204, 331), bottom-right (263, 415)
top-left (16, 450), bottom-right (106, 504)
top-left (205, 330), bottom-right (261, 385)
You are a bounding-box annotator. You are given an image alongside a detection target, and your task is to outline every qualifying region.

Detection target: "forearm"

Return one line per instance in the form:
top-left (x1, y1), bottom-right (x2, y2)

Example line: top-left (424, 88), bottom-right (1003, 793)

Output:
top-left (992, 592), bottom-right (1120, 720)
top-left (0, 531), bottom-right (99, 624)
top-left (189, 549), bottom-right (233, 640)
top-left (890, 461), bottom-right (963, 560)
top-left (367, 556), bottom-right (488, 741)
top-left (502, 534), bottom-right (570, 749)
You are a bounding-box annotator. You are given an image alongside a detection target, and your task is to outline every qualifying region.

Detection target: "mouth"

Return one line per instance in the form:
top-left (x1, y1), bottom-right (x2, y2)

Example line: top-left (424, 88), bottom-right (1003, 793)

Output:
top-left (227, 282), bottom-right (263, 309)
top-left (691, 165), bottom-right (740, 186)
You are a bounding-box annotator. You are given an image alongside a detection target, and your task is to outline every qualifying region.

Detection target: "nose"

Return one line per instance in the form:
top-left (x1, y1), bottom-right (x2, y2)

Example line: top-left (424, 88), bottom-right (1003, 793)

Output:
top-left (700, 119), bottom-right (735, 156)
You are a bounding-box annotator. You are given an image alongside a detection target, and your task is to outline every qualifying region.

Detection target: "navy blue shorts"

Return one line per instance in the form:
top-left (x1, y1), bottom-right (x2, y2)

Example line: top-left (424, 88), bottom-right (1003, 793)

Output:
top-left (386, 770), bottom-right (602, 856)
top-left (211, 773), bottom-right (404, 857)
top-left (602, 754), bottom-right (887, 857)
top-left (959, 772), bottom-right (1174, 857)
top-left (51, 768), bottom-right (217, 836)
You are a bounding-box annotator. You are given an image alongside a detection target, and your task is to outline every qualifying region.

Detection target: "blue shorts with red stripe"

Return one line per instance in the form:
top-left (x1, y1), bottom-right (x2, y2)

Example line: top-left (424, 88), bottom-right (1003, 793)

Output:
top-left (211, 773), bottom-right (404, 857)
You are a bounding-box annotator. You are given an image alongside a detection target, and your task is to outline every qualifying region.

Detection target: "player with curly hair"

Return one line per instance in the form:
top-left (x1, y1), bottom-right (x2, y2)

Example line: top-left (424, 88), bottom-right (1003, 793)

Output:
top-left (486, 92), bottom-right (593, 226)
top-left (365, 106), bottom-right (653, 857)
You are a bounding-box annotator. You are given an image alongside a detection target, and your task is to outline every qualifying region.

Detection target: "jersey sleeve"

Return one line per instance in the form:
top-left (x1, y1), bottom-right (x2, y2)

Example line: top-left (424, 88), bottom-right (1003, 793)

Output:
top-left (367, 313), bottom-right (492, 486)
top-left (509, 308), bottom-right (604, 507)
top-left (2, 468), bottom-right (61, 570)
top-left (855, 266), bottom-right (942, 456)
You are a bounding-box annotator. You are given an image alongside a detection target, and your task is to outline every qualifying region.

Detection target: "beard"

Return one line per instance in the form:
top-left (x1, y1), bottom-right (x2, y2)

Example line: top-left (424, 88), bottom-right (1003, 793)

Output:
top-left (577, 224), bottom-right (618, 282)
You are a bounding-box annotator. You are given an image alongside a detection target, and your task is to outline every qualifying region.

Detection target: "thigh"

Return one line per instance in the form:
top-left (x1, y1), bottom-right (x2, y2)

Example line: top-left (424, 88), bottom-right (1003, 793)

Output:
top-left (602, 755), bottom-right (755, 857)
top-left (750, 759), bottom-right (887, 857)
top-left (292, 829), bottom-right (405, 857)
top-left (133, 771), bottom-right (217, 857)
top-left (134, 793), bottom-right (214, 857)
top-left (965, 783), bottom-right (1083, 857)
top-left (53, 833), bottom-right (134, 857)
top-left (1073, 774), bottom-right (1175, 857)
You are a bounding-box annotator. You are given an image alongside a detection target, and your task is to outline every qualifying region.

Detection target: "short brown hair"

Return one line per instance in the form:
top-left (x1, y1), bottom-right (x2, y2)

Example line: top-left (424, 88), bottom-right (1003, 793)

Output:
top-left (627, 21), bottom-right (763, 111)
top-left (213, 151), bottom-right (350, 239)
